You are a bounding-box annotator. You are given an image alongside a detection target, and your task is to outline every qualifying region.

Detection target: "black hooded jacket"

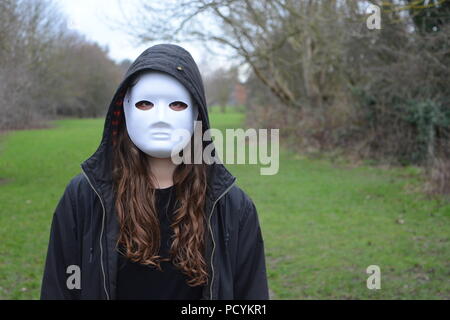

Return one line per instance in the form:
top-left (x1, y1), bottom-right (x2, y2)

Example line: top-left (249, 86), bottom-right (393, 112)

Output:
top-left (40, 44), bottom-right (269, 300)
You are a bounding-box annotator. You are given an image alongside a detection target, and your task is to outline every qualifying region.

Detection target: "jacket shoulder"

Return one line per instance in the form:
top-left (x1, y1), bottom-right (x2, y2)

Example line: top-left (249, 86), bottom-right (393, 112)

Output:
top-left (58, 172), bottom-right (96, 219)
top-left (66, 172), bottom-right (93, 196)
top-left (226, 184), bottom-right (253, 207)
top-left (222, 184), bottom-right (258, 227)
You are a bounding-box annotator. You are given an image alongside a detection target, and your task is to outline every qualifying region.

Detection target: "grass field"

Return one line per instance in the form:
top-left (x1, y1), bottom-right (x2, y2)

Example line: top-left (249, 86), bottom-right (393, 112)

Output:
top-left (0, 111), bottom-right (449, 299)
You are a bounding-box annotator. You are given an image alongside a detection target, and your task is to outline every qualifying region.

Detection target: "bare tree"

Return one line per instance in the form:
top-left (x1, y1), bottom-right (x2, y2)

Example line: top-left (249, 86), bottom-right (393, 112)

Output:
top-left (204, 66), bottom-right (239, 112)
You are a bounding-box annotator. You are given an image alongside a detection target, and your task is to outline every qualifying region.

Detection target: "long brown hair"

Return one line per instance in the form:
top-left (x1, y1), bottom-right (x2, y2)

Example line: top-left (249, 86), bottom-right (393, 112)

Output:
top-left (111, 96), bottom-right (209, 287)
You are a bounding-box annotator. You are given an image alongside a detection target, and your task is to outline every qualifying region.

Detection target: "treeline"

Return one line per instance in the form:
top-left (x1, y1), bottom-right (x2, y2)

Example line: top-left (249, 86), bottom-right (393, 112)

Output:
top-left (2, 0), bottom-right (449, 193)
top-left (0, 0), bottom-right (124, 130)
top-left (241, 1), bottom-right (450, 194)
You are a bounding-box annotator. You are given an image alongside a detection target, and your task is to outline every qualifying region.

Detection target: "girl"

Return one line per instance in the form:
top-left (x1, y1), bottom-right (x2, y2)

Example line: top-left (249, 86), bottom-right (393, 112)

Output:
top-left (40, 43), bottom-right (269, 300)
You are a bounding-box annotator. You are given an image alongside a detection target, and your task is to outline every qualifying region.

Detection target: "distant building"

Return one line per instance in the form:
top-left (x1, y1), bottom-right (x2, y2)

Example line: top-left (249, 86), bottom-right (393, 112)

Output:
top-left (230, 83), bottom-right (247, 106)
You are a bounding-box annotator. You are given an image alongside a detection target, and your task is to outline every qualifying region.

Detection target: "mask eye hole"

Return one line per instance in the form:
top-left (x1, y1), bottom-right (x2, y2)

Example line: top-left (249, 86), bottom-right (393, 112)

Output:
top-left (135, 100), bottom-right (154, 110)
top-left (169, 101), bottom-right (188, 111)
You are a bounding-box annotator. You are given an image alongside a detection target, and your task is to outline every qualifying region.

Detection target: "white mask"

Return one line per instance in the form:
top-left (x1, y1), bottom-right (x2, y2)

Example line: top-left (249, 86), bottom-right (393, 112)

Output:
top-left (123, 71), bottom-right (198, 158)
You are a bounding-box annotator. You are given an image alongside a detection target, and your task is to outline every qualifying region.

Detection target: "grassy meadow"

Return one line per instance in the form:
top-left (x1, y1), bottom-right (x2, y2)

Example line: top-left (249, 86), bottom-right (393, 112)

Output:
top-left (0, 109), bottom-right (449, 299)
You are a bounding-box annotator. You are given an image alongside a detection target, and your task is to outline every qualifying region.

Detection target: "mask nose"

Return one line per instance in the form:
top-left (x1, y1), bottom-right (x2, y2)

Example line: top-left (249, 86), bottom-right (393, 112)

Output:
top-left (155, 99), bottom-right (167, 122)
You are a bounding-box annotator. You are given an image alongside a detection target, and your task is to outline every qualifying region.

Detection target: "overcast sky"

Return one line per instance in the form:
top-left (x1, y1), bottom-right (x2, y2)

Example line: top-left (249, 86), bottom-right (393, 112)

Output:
top-left (55, 0), bottom-right (204, 64)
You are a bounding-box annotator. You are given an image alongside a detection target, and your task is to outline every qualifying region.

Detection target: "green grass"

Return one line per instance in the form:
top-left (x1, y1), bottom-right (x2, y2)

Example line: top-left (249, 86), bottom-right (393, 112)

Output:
top-left (0, 112), bottom-right (449, 299)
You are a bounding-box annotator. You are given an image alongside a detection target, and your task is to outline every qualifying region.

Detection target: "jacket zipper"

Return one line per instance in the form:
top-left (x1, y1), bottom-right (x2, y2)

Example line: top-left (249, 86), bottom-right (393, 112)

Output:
top-left (208, 178), bottom-right (236, 300)
top-left (81, 168), bottom-right (110, 300)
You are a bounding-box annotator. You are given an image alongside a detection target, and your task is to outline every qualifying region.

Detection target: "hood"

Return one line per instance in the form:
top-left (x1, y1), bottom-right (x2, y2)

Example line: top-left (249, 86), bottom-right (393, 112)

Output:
top-left (80, 43), bottom-right (235, 201)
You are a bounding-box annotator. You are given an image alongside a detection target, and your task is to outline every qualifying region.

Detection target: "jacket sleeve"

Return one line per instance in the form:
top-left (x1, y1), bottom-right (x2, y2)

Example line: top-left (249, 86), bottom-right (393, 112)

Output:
top-left (40, 178), bottom-right (81, 300)
top-left (234, 197), bottom-right (270, 300)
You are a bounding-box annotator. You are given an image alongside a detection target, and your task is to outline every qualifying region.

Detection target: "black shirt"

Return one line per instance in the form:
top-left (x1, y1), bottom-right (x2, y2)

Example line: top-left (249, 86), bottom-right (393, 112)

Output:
top-left (116, 185), bottom-right (204, 300)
